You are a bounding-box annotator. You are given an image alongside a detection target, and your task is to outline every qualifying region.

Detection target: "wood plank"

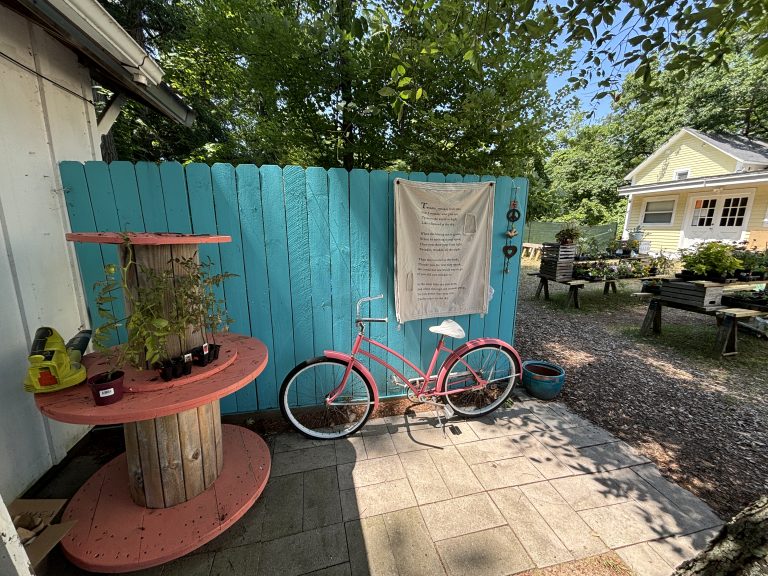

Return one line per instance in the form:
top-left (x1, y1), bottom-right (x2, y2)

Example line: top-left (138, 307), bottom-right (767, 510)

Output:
top-left (60, 162), bottom-right (109, 344)
top-left (159, 161), bottom-right (192, 233)
top-left (197, 403), bottom-right (218, 486)
top-left (83, 161), bottom-right (126, 343)
top-left (330, 168), bottom-right (352, 356)
top-left (177, 407), bottom-right (205, 498)
top-left (155, 413), bottom-right (186, 507)
top-left (307, 167), bottom-right (334, 357)
top-left (237, 164), bottom-right (278, 410)
top-left (445, 173), bottom-right (470, 350)
top-left (484, 175), bottom-right (508, 341)
top-left (212, 163), bottom-right (254, 412)
top-left (211, 400), bottom-right (224, 475)
top-left (351, 169), bottom-right (374, 378)
top-left (368, 170), bottom-right (390, 392)
top-left (135, 418), bottom-right (164, 508)
top-left (464, 173), bottom-right (486, 344)
top-left (403, 171), bottom-right (427, 375)
top-left (185, 163), bottom-right (234, 413)
top-left (261, 165), bottom-right (296, 406)
top-left (109, 161), bottom-right (145, 232)
top-left (123, 422), bottom-right (146, 506)
top-left (134, 161), bottom-right (168, 232)
top-left (387, 171), bottom-right (407, 378)
top-left (718, 308), bottom-right (766, 318)
top-left (499, 177), bottom-right (527, 345)
top-left (419, 172), bottom-right (447, 372)
top-left (285, 165), bottom-right (315, 388)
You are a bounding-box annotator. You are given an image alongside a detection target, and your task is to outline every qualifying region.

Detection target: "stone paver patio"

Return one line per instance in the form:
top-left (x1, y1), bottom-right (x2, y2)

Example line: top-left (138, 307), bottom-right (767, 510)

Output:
top-left (49, 391), bottom-right (723, 576)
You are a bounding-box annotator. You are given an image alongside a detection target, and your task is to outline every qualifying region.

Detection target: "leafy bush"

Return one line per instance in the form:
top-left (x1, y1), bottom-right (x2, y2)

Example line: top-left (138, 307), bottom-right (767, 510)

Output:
top-left (680, 242), bottom-right (742, 277)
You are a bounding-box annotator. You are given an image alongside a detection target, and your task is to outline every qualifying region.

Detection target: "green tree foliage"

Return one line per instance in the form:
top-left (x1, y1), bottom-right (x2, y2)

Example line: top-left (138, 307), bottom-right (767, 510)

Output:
top-left (102, 0), bottom-right (573, 175)
top-left (537, 41), bottom-right (768, 225)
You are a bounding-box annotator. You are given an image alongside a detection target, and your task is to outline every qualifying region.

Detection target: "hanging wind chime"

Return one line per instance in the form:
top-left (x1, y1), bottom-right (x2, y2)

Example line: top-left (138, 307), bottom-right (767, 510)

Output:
top-left (502, 187), bottom-right (521, 274)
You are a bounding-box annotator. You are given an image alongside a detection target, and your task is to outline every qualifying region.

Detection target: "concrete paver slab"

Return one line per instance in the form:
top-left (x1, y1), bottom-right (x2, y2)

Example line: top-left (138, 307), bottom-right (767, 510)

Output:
top-left (470, 456), bottom-right (545, 490)
top-left (532, 424), bottom-right (617, 449)
top-left (400, 450), bottom-right (450, 505)
top-left (390, 427), bottom-right (453, 453)
top-left (198, 497), bottom-right (265, 553)
top-left (275, 432), bottom-right (326, 453)
top-left (520, 437), bottom-right (575, 480)
top-left (335, 437), bottom-right (367, 464)
top-left (429, 446), bottom-right (484, 497)
top-left (381, 507), bottom-right (447, 576)
top-left (340, 477), bottom-right (417, 520)
top-left (210, 544), bottom-right (262, 576)
top-left (257, 523), bottom-right (349, 576)
top-left (262, 472), bottom-right (304, 541)
top-left (158, 553), bottom-right (215, 576)
top-left (304, 467), bottom-right (343, 530)
top-left (632, 464), bottom-right (722, 528)
top-left (272, 444), bottom-right (337, 477)
top-left (444, 420), bottom-right (480, 444)
top-left (555, 441), bottom-right (650, 475)
top-left (385, 411), bottom-right (440, 433)
top-left (455, 435), bottom-right (526, 465)
top-left (550, 467), bottom-right (661, 511)
top-left (420, 492), bottom-right (506, 541)
top-left (521, 480), bottom-right (608, 558)
top-left (345, 515), bottom-right (397, 576)
top-left (363, 432), bottom-right (398, 459)
top-left (615, 543), bottom-right (672, 576)
top-left (578, 501), bottom-right (686, 548)
top-left (337, 455), bottom-right (405, 490)
top-left (305, 564), bottom-right (352, 576)
top-left (490, 486), bottom-right (574, 568)
top-left (648, 526), bottom-right (722, 569)
top-left (436, 526), bottom-right (534, 576)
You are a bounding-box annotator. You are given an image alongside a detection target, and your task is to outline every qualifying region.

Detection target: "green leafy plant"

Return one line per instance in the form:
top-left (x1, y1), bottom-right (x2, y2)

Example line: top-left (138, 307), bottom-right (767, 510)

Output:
top-left (649, 253), bottom-right (673, 275)
top-left (680, 242), bottom-right (743, 277)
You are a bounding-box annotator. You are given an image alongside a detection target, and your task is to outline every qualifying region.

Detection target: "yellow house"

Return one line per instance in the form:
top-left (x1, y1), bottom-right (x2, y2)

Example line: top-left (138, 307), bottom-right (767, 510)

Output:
top-left (619, 127), bottom-right (768, 253)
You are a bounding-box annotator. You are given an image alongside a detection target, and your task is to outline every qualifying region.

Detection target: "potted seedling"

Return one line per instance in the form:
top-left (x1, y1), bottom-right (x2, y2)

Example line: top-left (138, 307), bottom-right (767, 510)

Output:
top-left (680, 242), bottom-right (742, 282)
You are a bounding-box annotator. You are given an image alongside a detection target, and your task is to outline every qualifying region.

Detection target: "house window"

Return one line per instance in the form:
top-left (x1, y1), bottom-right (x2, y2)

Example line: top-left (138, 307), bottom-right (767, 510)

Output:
top-left (719, 196), bottom-right (749, 227)
top-left (675, 169), bottom-right (690, 180)
top-left (691, 198), bottom-right (717, 226)
top-left (642, 199), bottom-right (675, 225)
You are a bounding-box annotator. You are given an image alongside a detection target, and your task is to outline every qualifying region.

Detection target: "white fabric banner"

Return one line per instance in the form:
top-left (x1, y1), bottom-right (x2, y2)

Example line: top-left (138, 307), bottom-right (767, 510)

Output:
top-left (394, 179), bottom-right (495, 323)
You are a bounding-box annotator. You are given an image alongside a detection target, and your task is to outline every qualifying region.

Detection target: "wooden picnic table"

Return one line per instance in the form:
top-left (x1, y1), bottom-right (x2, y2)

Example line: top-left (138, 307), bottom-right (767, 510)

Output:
top-left (639, 297), bottom-right (767, 356)
top-left (530, 273), bottom-right (617, 309)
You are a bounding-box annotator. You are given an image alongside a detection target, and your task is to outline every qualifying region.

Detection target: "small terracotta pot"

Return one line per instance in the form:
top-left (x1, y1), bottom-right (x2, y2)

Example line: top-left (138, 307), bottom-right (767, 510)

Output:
top-left (88, 371), bottom-right (125, 406)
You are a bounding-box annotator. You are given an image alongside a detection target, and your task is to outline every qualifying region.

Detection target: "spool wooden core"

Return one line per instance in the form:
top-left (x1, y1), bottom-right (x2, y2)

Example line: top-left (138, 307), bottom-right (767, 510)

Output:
top-left (121, 243), bottom-right (206, 362)
top-left (123, 400), bottom-right (224, 508)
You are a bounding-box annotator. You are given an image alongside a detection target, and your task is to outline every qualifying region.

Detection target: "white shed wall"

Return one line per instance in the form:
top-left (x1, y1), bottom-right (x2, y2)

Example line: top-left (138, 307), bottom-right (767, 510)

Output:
top-left (0, 5), bottom-right (98, 501)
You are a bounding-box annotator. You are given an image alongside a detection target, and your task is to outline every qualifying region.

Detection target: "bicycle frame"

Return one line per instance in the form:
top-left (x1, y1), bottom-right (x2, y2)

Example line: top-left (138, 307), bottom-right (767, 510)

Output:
top-left (325, 328), bottom-right (491, 407)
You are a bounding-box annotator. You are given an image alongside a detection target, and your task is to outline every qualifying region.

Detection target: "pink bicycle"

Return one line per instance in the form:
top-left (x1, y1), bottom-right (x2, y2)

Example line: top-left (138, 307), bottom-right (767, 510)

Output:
top-left (280, 295), bottom-right (522, 439)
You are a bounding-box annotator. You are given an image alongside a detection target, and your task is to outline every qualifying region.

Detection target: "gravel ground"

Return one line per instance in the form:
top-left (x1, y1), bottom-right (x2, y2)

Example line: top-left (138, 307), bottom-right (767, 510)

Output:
top-left (514, 262), bottom-right (767, 520)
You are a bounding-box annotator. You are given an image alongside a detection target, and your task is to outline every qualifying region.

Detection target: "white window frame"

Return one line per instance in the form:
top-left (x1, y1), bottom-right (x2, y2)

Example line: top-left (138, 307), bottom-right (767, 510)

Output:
top-left (674, 168), bottom-right (690, 180)
top-left (640, 195), bottom-right (678, 228)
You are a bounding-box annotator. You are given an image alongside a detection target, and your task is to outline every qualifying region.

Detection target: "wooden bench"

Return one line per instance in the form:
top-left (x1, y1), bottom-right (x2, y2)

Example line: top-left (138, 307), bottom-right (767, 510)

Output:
top-left (522, 242), bottom-right (543, 259)
top-left (531, 273), bottom-right (616, 309)
top-left (640, 298), bottom-right (768, 356)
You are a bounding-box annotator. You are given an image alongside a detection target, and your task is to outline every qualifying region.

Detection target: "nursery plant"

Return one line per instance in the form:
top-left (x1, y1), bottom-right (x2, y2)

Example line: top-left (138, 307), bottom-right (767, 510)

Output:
top-left (680, 242), bottom-right (742, 278)
top-left (555, 222), bottom-right (581, 245)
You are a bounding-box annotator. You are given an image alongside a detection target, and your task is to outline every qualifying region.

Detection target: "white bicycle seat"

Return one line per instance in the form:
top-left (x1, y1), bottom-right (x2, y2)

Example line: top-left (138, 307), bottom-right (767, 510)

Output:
top-left (428, 319), bottom-right (466, 339)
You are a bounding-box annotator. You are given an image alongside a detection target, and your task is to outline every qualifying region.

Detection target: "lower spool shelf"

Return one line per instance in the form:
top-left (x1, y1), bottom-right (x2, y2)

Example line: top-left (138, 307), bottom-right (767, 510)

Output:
top-left (60, 425), bottom-right (271, 573)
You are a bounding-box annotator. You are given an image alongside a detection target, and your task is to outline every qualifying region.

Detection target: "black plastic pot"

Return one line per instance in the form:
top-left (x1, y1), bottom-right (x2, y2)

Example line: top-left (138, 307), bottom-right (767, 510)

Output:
top-left (211, 344), bottom-right (221, 361)
top-left (191, 346), bottom-right (209, 366)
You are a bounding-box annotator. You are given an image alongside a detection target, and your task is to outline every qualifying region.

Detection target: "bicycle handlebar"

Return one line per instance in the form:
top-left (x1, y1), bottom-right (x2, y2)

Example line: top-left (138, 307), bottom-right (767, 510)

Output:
top-left (356, 294), bottom-right (388, 323)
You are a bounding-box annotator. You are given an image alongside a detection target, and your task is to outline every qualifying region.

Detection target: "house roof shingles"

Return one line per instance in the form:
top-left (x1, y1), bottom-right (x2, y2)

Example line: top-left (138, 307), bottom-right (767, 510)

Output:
top-left (686, 128), bottom-right (768, 164)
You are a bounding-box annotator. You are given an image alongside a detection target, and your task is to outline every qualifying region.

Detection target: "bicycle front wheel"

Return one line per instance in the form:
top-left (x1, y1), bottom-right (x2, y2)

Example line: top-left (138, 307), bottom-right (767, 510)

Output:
top-left (442, 345), bottom-right (517, 417)
top-left (280, 357), bottom-right (374, 439)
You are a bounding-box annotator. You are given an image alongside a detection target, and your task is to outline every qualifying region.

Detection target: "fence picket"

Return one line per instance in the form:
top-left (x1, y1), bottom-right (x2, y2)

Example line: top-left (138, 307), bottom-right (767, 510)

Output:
top-left (62, 162), bottom-right (526, 414)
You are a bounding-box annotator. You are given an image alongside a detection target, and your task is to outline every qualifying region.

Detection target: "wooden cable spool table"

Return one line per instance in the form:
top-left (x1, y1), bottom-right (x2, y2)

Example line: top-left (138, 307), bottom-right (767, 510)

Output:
top-left (35, 232), bottom-right (272, 573)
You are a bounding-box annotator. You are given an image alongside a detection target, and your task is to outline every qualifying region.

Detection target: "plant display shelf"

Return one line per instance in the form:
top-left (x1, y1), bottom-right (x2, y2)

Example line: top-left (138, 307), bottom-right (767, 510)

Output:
top-left (33, 232), bottom-right (271, 573)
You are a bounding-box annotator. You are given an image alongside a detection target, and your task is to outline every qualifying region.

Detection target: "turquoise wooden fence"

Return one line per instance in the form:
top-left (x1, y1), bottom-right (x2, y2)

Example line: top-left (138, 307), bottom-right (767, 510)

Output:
top-left (60, 162), bottom-right (528, 414)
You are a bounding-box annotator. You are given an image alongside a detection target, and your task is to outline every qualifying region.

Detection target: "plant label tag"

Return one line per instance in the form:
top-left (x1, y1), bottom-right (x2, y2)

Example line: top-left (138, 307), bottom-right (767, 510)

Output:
top-left (184, 353), bottom-right (193, 363)
top-left (202, 343), bottom-right (209, 354)
top-left (99, 388), bottom-right (115, 398)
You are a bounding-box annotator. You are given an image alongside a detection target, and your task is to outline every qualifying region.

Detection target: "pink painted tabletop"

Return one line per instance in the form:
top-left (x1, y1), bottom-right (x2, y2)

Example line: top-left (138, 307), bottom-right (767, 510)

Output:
top-left (35, 333), bottom-right (267, 425)
top-left (65, 232), bottom-right (231, 245)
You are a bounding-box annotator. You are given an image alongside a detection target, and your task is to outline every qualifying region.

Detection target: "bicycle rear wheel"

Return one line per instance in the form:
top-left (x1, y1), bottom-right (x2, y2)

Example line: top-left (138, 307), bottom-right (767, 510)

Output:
top-left (280, 357), bottom-right (374, 439)
top-left (442, 345), bottom-right (517, 417)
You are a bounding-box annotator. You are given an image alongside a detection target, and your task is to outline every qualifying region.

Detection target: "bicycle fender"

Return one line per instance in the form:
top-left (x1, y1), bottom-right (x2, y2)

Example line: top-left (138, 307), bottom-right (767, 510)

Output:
top-left (323, 351), bottom-right (380, 411)
top-left (436, 338), bottom-right (522, 387)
